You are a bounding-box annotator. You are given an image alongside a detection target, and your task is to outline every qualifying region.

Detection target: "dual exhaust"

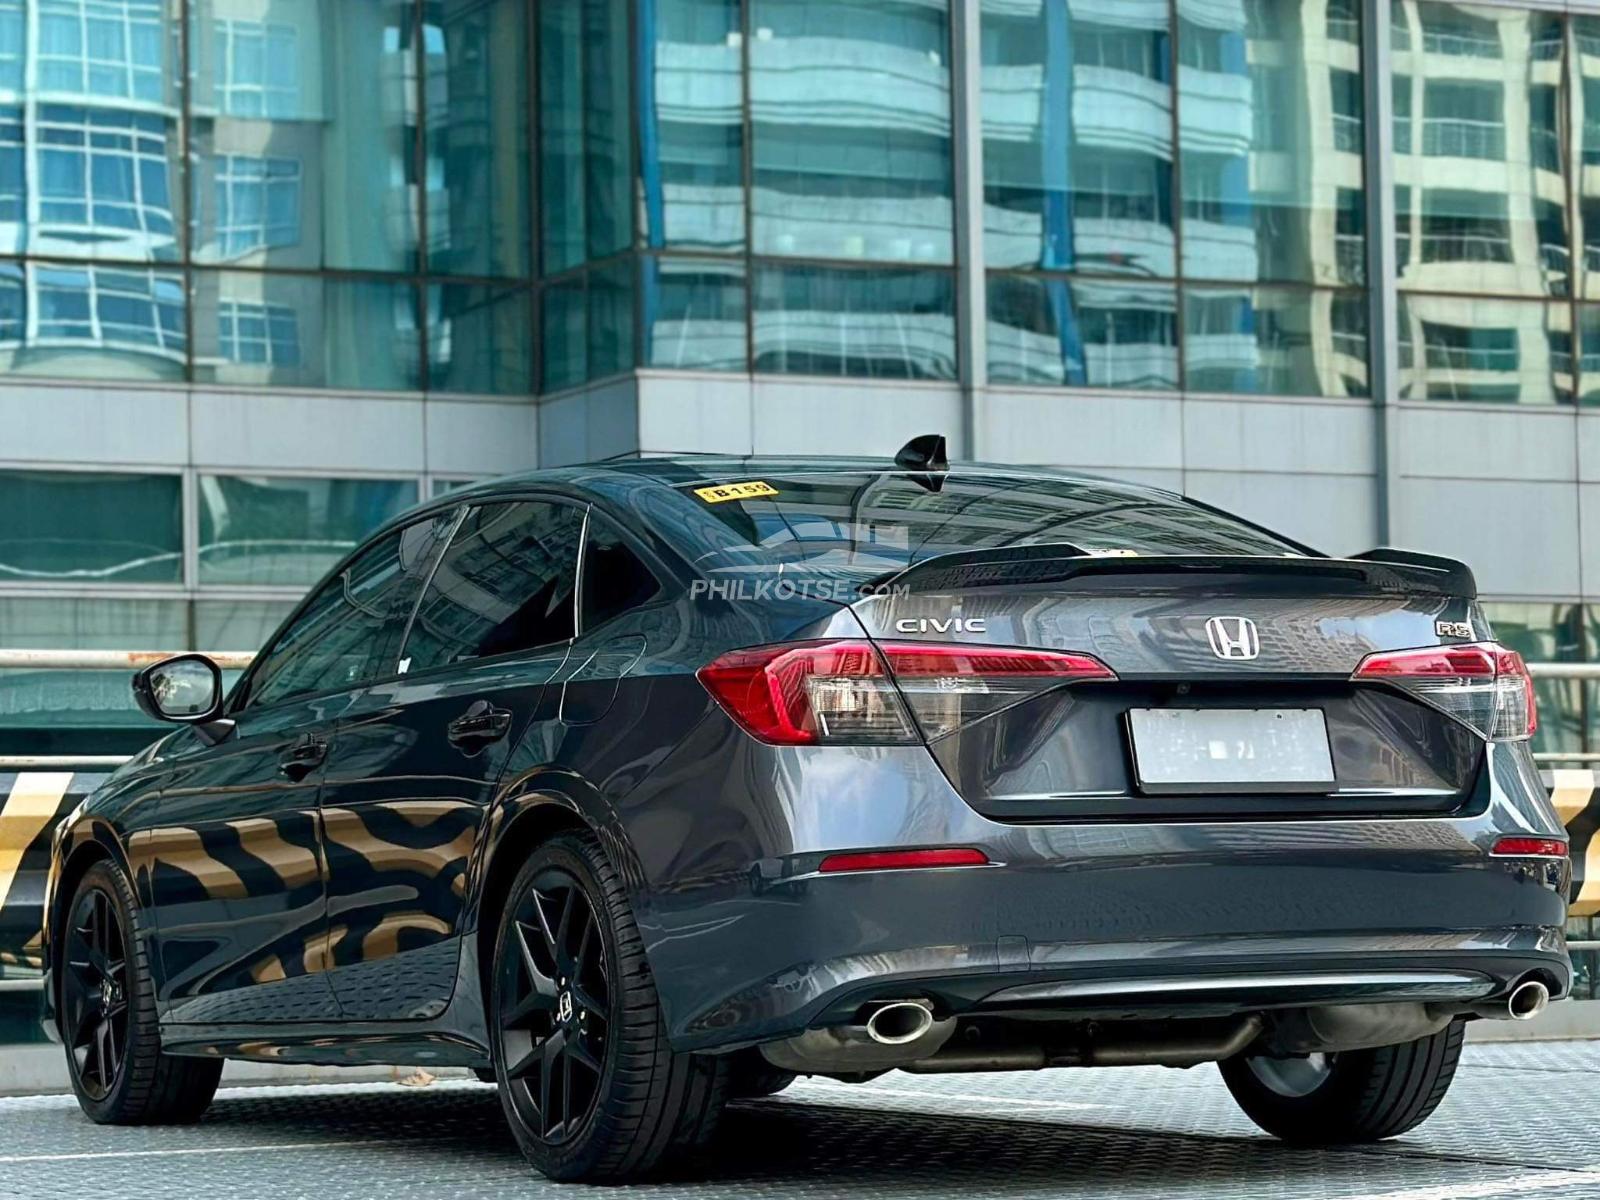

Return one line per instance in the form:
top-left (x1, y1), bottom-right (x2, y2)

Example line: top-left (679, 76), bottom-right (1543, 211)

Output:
top-left (759, 977), bottom-right (1553, 1080)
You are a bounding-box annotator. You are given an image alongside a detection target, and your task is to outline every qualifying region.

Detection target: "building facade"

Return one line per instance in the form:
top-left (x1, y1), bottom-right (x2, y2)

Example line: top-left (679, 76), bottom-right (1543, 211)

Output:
top-left (0, 0), bottom-right (1596, 762)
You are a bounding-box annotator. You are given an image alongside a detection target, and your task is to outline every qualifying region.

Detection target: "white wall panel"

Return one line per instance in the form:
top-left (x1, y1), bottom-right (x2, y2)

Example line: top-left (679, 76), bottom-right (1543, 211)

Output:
top-left (190, 390), bottom-right (425, 473)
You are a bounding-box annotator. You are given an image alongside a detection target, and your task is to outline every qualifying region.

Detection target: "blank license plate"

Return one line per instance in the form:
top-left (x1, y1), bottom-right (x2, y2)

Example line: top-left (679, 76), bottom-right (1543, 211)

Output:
top-left (1127, 708), bottom-right (1335, 793)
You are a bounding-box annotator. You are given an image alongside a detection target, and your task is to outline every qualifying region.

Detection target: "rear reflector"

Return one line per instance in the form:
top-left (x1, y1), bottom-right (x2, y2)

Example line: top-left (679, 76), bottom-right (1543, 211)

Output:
top-left (1489, 837), bottom-right (1568, 859)
top-left (817, 848), bottom-right (990, 873)
top-left (1351, 641), bottom-right (1537, 742)
top-left (697, 640), bottom-right (1116, 746)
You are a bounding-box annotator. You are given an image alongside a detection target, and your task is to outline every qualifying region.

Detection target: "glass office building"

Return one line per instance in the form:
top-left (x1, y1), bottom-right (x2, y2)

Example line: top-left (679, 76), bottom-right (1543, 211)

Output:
top-left (0, 0), bottom-right (1598, 769)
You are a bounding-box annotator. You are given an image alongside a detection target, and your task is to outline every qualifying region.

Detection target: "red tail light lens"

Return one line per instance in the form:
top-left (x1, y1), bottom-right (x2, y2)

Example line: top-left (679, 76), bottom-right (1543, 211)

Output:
top-left (818, 847), bottom-right (990, 873)
top-left (1489, 837), bottom-right (1567, 859)
top-left (1351, 642), bottom-right (1536, 742)
top-left (697, 640), bottom-right (1116, 746)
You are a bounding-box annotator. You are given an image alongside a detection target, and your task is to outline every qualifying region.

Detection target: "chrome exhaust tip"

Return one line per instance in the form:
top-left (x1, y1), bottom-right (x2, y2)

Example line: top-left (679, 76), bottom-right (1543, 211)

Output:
top-left (1507, 979), bottom-right (1550, 1022)
top-left (864, 1000), bottom-right (936, 1046)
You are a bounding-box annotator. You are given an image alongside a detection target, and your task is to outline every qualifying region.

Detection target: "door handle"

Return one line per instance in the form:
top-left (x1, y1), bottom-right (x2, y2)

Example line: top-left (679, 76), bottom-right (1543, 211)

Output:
top-left (448, 701), bottom-right (513, 752)
top-left (278, 736), bottom-right (328, 782)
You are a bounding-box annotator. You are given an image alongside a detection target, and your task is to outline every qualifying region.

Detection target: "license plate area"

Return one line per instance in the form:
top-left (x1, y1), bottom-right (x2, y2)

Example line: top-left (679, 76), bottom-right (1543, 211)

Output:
top-left (1126, 708), bottom-right (1336, 795)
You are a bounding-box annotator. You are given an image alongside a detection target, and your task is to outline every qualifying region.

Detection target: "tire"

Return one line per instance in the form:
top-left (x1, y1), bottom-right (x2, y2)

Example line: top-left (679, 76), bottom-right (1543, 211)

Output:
top-left (489, 831), bottom-right (728, 1182)
top-left (59, 861), bottom-right (223, 1125)
top-left (727, 1050), bottom-right (796, 1099)
top-left (1218, 1020), bottom-right (1466, 1144)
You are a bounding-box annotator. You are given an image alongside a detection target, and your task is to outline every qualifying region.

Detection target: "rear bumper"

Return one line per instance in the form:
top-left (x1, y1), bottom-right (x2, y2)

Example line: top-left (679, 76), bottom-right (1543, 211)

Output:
top-left (640, 736), bottom-right (1573, 1052)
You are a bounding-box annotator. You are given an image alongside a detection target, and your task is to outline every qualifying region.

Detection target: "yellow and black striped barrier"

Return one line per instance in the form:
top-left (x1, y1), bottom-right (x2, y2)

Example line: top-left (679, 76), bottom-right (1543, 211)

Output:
top-left (0, 773), bottom-right (79, 973)
top-left (2, 769), bottom-right (1599, 970)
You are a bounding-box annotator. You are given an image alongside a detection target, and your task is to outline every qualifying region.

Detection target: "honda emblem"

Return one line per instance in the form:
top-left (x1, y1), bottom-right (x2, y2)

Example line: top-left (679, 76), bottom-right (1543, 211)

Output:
top-left (1205, 616), bottom-right (1260, 661)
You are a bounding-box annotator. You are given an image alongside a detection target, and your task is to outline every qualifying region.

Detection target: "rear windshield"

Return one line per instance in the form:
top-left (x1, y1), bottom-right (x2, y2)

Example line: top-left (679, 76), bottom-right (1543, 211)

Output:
top-left (677, 472), bottom-right (1310, 582)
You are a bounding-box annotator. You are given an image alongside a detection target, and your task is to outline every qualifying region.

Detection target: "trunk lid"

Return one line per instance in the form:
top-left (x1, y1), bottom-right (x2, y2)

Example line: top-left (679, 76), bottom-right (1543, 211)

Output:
top-left (850, 549), bottom-right (1489, 821)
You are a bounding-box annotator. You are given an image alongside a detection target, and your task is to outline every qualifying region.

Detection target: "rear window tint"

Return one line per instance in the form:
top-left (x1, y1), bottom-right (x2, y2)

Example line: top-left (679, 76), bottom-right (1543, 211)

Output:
top-left (678, 473), bottom-right (1307, 579)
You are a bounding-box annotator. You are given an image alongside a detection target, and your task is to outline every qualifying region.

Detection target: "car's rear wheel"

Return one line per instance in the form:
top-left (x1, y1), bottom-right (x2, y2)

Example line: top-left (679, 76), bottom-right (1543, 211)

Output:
top-left (1218, 1020), bottom-right (1466, 1143)
top-left (490, 832), bottom-right (727, 1182)
top-left (61, 861), bottom-right (223, 1124)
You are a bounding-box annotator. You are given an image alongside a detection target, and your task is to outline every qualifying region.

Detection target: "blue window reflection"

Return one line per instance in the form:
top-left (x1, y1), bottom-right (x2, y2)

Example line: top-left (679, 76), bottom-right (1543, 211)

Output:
top-left (37, 105), bottom-right (177, 253)
top-left (194, 271), bottom-right (419, 392)
top-left (219, 299), bottom-right (300, 367)
top-left (981, 0), bottom-right (1175, 278)
top-left (750, 0), bottom-right (954, 264)
top-left (214, 155), bottom-right (300, 258)
top-left (753, 264), bottom-right (956, 379)
top-left (1185, 286), bottom-right (1368, 397)
top-left (213, 18), bottom-right (300, 118)
top-left (643, 256), bottom-right (747, 371)
top-left (427, 284), bottom-right (532, 396)
top-left (988, 275), bottom-right (1178, 390)
top-left (638, 0), bottom-right (744, 253)
top-left (40, 0), bottom-right (166, 103)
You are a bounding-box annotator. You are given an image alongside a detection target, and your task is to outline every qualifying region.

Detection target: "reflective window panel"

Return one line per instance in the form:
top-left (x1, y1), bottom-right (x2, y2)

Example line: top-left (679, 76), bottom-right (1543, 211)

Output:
top-left (643, 255), bottom-right (747, 371)
top-left (0, 0), bottom-right (185, 263)
top-left (1577, 305), bottom-right (1600, 405)
top-left (539, 260), bottom-right (638, 391)
top-left (424, 0), bottom-right (531, 279)
top-left (0, 261), bottom-right (186, 381)
top-left (192, 270), bottom-right (421, 392)
top-left (0, 469), bottom-right (181, 584)
top-left (197, 474), bottom-right (418, 586)
top-left (589, 257), bottom-right (636, 380)
top-left (1576, 17), bottom-right (1600, 299)
top-left (541, 273), bottom-right (586, 392)
top-left (1481, 601), bottom-right (1587, 758)
top-left (750, 0), bottom-right (954, 264)
top-left (1183, 285), bottom-right (1369, 397)
top-left (1395, 4), bottom-right (1566, 297)
top-left (0, 597), bottom-right (185, 732)
top-left (987, 274), bottom-right (1177, 390)
top-left (1178, 0), bottom-right (1365, 286)
top-left (427, 284), bottom-right (532, 395)
top-left (639, 0), bottom-right (745, 253)
top-left (1398, 294), bottom-right (1571, 404)
top-left (753, 263), bottom-right (956, 379)
top-left (189, 0), bottom-right (419, 273)
top-left (981, 0), bottom-right (1174, 278)
top-left (540, 0), bottom-right (634, 273)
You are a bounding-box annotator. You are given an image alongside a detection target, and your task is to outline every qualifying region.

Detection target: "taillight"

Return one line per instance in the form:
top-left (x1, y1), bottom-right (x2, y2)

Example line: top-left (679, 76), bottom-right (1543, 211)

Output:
top-left (697, 640), bottom-right (1116, 746)
top-left (1351, 642), bottom-right (1537, 742)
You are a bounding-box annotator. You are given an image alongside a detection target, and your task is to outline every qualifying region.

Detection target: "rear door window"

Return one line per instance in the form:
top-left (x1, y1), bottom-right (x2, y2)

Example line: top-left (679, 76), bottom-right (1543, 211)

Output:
top-left (580, 514), bottom-right (663, 634)
top-left (244, 512), bottom-right (457, 708)
top-left (402, 500), bottom-right (583, 672)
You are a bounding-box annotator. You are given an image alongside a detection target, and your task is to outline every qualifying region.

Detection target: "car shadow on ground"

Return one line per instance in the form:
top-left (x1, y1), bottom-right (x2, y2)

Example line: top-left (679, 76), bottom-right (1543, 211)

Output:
top-left (175, 1083), bottom-right (1449, 1195)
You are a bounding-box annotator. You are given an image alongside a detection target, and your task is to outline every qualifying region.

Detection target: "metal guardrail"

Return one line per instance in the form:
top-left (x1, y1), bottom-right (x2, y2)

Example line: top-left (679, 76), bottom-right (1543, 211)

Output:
top-left (0, 650), bottom-right (256, 671)
top-left (0, 652), bottom-right (1595, 768)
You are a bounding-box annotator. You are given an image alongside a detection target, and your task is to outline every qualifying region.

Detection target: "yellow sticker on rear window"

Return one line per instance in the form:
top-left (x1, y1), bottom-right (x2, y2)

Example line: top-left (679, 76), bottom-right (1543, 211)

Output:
top-left (693, 480), bottom-right (778, 504)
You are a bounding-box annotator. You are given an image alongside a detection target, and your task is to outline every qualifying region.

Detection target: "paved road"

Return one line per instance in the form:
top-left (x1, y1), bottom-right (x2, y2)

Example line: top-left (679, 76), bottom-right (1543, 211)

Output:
top-left (2, 1042), bottom-right (1598, 1199)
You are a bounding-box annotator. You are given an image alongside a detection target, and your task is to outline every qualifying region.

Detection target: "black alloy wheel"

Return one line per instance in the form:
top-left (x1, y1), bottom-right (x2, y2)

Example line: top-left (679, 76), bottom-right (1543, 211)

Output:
top-left (498, 868), bottom-right (610, 1143)
top-left (63, 883), bottom-right (129, 1101)
top-left (60, 861), bottom-right (222, 1124)
top-left (490, 833), bottom-right (728, 1182)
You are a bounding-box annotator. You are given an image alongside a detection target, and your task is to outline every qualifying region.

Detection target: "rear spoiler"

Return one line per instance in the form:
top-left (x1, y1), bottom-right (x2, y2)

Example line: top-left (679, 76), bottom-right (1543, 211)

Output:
top-left (864, 544), bottom-right (1477, 600)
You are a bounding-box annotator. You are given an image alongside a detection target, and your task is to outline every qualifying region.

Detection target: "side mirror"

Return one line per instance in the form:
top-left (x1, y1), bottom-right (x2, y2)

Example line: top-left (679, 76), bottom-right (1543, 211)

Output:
top-left (132, 654), bottom-right (224, 726)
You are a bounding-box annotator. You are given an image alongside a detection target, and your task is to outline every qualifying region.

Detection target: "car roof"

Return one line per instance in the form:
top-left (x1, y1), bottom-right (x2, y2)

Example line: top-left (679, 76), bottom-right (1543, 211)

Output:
top-left (456, 455), bottom-right (1185, 500)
